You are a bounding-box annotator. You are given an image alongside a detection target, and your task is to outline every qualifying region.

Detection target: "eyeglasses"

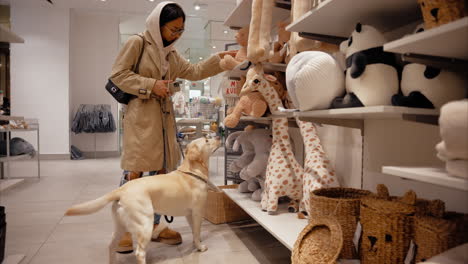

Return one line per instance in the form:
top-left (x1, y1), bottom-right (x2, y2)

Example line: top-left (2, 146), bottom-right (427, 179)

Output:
top-left (166, 26), bottom-right (184, 36)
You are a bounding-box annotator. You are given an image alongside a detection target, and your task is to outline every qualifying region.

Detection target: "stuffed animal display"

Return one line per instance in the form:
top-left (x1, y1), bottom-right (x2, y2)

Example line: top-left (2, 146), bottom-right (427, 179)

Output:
top-left (227, 128), bottom-right (273, 200)
top-left (220, 26), bottom-right (249, 71)
top-left (286, 51), bottom-right (345, 111)
top-left (393, 63), bottom-right (467, 109)
top-left (247, 0), bottom-right (274, 63)
top-left (269, 21), bottom-right (291, 64)
top-left (436, 99), bottom-right (468, 178)
top-left (242, 64), bottom-right (339, 214)
top-left (332, 23), bottom-right (399, 108)
top-left (223, 91), bottom-right (267, 128)
top-left (392, 25), bottom-right (467, 109)
top-left (287, 0), bottom-right (338, 63)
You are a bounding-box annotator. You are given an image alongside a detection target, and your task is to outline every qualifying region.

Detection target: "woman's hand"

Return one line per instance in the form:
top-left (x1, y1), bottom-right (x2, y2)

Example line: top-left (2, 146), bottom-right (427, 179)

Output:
top-left (152, 80), bottom-right (173, 98)
top-left (218, 50), bottom-right (238, 59)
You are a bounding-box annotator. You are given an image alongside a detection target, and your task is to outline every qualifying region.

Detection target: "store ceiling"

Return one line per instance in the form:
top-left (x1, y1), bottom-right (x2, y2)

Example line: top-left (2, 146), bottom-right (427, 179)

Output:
top-left (6, 0), bottom-right (238, 60)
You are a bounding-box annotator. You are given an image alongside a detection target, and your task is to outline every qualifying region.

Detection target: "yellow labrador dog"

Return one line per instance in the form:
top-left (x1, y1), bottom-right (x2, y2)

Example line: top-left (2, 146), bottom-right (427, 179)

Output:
top-left (65, 137), bottom-right (220, 264)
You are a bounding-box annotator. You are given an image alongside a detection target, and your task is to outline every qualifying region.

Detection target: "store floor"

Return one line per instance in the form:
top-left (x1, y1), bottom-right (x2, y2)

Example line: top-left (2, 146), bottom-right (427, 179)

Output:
top-left (1, 149), bottom-right (291, 264)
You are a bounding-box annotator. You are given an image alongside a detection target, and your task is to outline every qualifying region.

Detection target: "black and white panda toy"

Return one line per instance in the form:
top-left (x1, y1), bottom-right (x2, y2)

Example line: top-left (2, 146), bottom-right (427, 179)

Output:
top-left (332, 23), bottom-right (400, 108)
top-left (392, 24), bottom-right (468, 109)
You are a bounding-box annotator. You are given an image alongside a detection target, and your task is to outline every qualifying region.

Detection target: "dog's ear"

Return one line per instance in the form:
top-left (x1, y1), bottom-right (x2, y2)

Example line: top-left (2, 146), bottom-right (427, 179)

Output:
top-left (186, 144), bottom-right (201, 162)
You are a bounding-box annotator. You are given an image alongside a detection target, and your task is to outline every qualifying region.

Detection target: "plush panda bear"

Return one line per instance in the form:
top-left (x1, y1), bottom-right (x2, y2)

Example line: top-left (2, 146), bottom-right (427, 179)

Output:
top-left (392, 25), bottom-right (468, 109)
top-left (332, 23), bottom-right (400, 108)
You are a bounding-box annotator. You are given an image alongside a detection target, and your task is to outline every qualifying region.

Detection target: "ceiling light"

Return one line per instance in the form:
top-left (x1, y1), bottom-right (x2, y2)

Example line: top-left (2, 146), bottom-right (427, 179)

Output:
top-left (187, 59), bottom-right (191, 62)
top-left (212, 46), bottom-right (216, 49)
top-left (199, 57), bottom-right (203, 60)
top-left (223, 30), bottom-right (228, 34)
top-left (101, 0), bottom-right (106, 2)
top-left (194, 4), bottom-right (201, 10)
top-left (148, 0), bottom-right (155, 2)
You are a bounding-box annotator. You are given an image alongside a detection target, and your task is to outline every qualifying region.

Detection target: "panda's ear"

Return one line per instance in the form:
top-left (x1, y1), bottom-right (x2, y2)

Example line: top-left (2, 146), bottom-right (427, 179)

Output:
top-left (356, 23), bottom-right (362, 33)
top-left (424, 66), bottom-right (441, 79)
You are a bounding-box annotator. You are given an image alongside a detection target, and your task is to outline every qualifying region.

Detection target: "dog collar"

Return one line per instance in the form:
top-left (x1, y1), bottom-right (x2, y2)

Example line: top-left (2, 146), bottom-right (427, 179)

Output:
top-left (178, 170), bottom-right (208, 184)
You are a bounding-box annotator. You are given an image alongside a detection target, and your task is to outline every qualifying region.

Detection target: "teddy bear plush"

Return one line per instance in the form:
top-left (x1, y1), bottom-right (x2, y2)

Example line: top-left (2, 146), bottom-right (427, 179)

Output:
top-left (269, 21), bottom-right (291, 64)
top-left (220, 26), bottom-right (249, 71)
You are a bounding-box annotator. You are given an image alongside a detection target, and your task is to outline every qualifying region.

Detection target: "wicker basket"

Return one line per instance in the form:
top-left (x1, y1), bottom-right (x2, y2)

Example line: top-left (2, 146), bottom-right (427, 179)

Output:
top-left (309, 187), bottom-right (372, 259)
top-left (203, 185), bottom-right (251, 224)
top-left (417, 0), bottom-right (467, 29)
top-left (415, 211), bottom-right (468, 262)
top-left (360, 188), bottom-right (416, 264)
top-left (292, 216), bottom-right (343, 264)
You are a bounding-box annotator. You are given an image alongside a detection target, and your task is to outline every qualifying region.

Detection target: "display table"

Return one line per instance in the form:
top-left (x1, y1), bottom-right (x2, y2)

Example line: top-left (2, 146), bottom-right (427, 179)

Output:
top-left (175, 118), bottom-right (216, 138)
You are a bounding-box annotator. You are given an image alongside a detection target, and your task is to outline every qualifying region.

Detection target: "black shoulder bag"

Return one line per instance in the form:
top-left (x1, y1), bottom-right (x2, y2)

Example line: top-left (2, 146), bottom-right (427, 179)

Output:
top-left (105, 35), bottom-right (146, 104)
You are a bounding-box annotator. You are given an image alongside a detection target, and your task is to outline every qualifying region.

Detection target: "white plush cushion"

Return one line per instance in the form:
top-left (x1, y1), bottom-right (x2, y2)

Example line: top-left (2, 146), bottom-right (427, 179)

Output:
top-left (402, 63), bottom-right (467, 109)
top-left (286, 51), bottom-right (345, 111)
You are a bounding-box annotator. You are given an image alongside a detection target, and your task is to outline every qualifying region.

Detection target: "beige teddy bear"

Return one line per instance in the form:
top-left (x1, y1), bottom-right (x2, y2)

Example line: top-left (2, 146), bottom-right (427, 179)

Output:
top-left (219, 26), bottom-right (249, 71)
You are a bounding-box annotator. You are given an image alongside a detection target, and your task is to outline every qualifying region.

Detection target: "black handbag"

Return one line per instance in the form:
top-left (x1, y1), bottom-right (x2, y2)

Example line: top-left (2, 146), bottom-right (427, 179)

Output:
top-left (105, 35), bottom-right (146, 104)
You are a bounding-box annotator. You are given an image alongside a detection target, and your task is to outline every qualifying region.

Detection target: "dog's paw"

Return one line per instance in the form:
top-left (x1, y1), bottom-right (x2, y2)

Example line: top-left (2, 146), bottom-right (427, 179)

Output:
top-left (197, 244), bottom-right (208, 252)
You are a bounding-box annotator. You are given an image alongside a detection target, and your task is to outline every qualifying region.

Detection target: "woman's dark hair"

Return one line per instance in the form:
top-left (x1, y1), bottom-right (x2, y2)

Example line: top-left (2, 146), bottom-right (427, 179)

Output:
top-left (160, 4), bottom-right (186, 26)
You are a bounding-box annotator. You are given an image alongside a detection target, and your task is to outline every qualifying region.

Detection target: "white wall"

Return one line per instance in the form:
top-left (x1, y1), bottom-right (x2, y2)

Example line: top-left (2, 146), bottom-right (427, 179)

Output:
top-left (10, 2), bottom-right (70, 155)
top-left (69, 9), bottom-right (120, 153)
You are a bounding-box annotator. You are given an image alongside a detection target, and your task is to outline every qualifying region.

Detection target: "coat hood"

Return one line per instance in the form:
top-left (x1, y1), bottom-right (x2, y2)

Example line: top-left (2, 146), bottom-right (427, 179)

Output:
top-left (146, 1), bottom-right (183, 76)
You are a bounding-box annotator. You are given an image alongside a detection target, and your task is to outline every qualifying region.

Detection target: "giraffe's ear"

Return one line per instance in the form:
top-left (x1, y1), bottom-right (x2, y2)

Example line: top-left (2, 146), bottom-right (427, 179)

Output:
top-left (265, 74), bottom-right (277, 82)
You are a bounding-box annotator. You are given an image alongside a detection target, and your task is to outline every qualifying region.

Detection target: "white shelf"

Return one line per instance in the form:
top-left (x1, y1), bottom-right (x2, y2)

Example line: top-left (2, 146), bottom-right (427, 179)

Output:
top-left (382, 166), bottom-right (468, 191)
top-left (3, 254), bottom-right (26, 264)
top-left (384, 17), bottom-right (468, 60)
top-left (0, 25), bottom-right (24, 43)
top-left (287, 0), bottom-right (421, 37)
top-left (224, 0), bottom-right (290, 29)
top-left (294, 106), bottom-right (439, 120)
top-left (223, 189), bottom-right (307, 250)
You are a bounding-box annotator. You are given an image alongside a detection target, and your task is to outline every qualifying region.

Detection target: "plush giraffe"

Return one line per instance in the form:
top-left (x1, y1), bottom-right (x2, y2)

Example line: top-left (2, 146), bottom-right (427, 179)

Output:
top-left (241, 64), bottom-right (339, 215)
top-left (247, 0), bottom-right (274, 63)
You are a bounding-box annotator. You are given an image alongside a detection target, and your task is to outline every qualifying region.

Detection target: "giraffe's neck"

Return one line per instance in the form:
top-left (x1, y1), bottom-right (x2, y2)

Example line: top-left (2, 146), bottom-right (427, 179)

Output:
top-left (259, 81), bottom-right (284, 115)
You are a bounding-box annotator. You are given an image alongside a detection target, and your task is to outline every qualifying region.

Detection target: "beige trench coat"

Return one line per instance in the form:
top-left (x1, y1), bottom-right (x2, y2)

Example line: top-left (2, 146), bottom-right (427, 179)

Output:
top-left (111, 31), bottom-right (223, 172)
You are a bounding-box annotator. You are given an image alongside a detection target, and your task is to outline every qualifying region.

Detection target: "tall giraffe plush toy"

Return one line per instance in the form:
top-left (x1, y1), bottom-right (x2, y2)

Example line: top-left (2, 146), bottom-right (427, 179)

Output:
top-left (241, 64), bottom-right (339, 215)
top-left (247, 0), bottom-right (274, 63)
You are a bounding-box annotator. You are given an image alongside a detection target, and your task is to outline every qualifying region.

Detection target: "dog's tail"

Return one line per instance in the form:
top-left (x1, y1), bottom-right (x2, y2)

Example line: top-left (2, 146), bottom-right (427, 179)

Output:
top-left (65, 189), bottom-right (121, 216)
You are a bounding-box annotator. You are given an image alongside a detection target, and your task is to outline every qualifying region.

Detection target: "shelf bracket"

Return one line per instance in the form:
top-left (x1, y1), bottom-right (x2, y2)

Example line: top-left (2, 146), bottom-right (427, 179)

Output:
top-left (275, 1), bottom-right (291, 10)
top-left (401, 53), bottom-right (468, 74)
top-left (297, 117), bottom-right (364, 133)
top-left (402, 114), bottom-right (439, 126)
top-left (298, 32), bottom-right (348, 45)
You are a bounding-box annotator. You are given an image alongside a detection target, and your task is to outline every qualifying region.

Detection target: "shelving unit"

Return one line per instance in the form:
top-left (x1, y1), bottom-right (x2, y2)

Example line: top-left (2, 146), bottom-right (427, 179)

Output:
top-left (382, 166), bottom-right (468, 191)
top-left (384, 17), bottom-right (468, 60)
top-left (286, 0), bottom-right (421, 38)
top-left (223, 188), bottom-right (307, 250)
top-left (224, 0), bottom-right (290, 29)
top-left (0, 117), bottom-right (40, 179)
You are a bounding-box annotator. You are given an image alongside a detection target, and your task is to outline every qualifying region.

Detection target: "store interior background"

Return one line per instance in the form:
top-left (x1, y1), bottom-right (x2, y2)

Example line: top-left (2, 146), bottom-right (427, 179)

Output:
top-left (1, 0), bottom-right (236, 160)
top-left (1, 0), bottom-right (466, 213)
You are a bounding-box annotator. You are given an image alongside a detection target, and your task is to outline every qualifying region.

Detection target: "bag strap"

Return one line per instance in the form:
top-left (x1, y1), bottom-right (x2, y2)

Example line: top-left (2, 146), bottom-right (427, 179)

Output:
top-left (133, 34), bottom-right (146, 74)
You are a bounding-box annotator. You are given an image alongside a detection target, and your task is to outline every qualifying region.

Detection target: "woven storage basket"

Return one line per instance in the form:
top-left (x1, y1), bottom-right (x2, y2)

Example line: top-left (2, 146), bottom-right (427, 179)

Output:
top-left (360, 189), bottom-right (416, 264)
top-left (417, 0), bottom-right (467, 29)
top-left (203, 185), bottom-right (251, 224)
top-left (292, 216), bottom-right (343, 264)
top-left (415, 211), bottom-right (468, 262)
top-left (309, 187), bottom-right (372, 259)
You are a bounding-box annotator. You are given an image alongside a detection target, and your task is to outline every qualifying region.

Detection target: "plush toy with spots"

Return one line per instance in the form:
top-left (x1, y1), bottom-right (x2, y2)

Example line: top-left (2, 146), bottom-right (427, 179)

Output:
top-left (241, 64), bottom-right (339, 214)
top-left (332, 23), bottom-right (399, 108)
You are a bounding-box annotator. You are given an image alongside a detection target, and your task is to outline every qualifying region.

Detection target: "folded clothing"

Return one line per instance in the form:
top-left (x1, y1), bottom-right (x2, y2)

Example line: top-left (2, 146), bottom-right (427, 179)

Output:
top-left (438, 100), bottom-right (468, 160)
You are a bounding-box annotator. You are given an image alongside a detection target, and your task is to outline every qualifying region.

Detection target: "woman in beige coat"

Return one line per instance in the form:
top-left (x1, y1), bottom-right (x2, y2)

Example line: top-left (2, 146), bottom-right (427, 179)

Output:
top-left (110, 1), bottom-right (235, 253)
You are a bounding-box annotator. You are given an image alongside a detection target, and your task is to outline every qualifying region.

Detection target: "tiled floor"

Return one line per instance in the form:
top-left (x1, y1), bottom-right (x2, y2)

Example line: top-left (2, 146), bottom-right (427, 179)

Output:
top-left (0, 150), bottom-right (291, 264)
